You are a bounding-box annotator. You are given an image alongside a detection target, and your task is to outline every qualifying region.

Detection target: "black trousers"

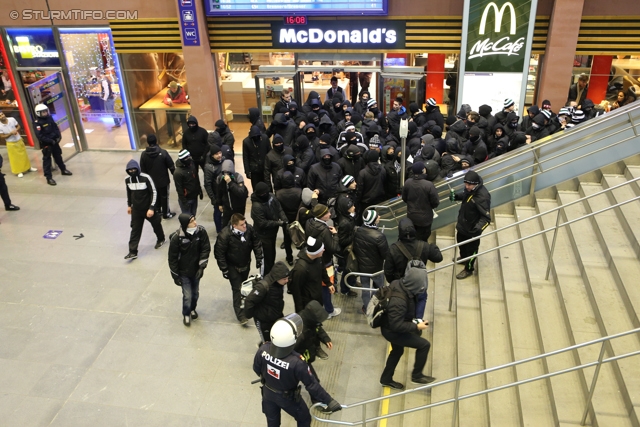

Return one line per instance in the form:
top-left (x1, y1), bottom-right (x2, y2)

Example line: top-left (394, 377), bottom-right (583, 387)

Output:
top-left (0, 172), bottom-right (11, 208)
top-left (282, 225), bottom-right (293, 261)
top-left (380, 328), bottom-right (431, 383)
top-left (262, 388), bottom-right (311, 427)
top-left (156, 185), bottom-right (171, 218)
top-left (228, 265), bottom-right (250, 320)
top-left (255, 318), bottom-right (276, 344)
top-left (457, 229), bottom-right (481, 272)
top-left (261, 236), bottom-right (277, 276)
top-left (42, 145), bottom-right (66, 179)
top-left (415, 225), bottom-right (432, 242)
top-left (249, 171), bottom-right (265, 193)
top-left (128, 210), bottom-right (165, 253)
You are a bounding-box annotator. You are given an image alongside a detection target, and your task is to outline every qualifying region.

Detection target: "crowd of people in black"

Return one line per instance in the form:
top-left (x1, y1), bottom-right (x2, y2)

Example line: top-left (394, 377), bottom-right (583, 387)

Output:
top-left (119, 80), bottom-right (633, 425)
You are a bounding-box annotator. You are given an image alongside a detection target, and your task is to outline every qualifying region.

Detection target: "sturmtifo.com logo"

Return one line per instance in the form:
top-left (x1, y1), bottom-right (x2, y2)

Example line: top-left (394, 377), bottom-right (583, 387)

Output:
top-left (468, 2), bottom-right (525, 60)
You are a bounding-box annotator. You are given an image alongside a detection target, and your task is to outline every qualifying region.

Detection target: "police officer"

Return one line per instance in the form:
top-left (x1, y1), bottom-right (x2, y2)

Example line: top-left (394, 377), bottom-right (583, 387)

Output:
top-left (253, 314), bottom-right (342, 427)
top-left (449, 170), bottom-right (491, 280)
top-left (34, 104), bottom-right (72, 186)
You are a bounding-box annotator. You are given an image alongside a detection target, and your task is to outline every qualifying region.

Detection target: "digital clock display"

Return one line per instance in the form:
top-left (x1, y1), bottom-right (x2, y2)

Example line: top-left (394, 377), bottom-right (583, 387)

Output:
top-left (284, 16), bottom-right (307, 25)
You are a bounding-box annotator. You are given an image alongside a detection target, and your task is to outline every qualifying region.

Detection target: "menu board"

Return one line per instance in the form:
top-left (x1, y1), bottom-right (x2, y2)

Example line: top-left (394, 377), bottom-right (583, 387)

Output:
top-left (205, 0), bottom-right (387, 16)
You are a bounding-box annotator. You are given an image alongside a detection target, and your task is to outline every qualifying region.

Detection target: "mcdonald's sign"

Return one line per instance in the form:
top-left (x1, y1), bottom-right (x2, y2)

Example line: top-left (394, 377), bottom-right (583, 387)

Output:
top-left (464, 0), bottom-right (533, 72)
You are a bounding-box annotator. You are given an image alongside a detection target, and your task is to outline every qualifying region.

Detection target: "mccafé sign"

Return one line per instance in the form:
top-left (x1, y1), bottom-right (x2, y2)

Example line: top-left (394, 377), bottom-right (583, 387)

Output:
top-left (271, 20), bottom-right (406, 50)
top-left (464, 0), bottom-right (532, 72)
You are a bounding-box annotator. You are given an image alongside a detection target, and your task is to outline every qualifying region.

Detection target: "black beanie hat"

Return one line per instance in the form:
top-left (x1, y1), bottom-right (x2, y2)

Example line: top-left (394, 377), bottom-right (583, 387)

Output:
top-left (179, 213), bottom-right (194, 233)
top-left (210, 144), bottom-right (221, 155)
top-left (255, 182), bottom-right (270, 196)
top-left (147, 134), bottom-right (157, 145)
top-left (412, 161), bottom-right (425, 175)
top-left (320, 134), bottom-right (332, 144)
top-left (478, 105), bottom-right (492, 117)
top-left (469, 126), bottom-right (481, 137)
top-left (464, 170), bottom-right (481, 185)
top-left (215, 119), bottom-right (226, 129)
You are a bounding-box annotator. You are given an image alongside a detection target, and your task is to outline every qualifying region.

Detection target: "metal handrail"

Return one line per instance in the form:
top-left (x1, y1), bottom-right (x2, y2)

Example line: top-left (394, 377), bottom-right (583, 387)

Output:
top-left (343, 270), bottom-right (385, 292)
top-left (310, 327), bottom-right (640, 426)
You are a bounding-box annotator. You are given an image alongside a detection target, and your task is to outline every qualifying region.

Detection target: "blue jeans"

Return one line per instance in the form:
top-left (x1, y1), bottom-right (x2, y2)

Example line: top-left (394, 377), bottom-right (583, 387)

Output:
top-left (361, 274), bottom-right (384, 311)
top-left (322, 286), bottom-right (334, 314)
top-left (181, 275), bottom-right (200, 316)
top-left (415, 290), bottom-right (427, 320)
top-left (179, 199), bottom-right (198, 216)
top-left (105, 97), bottom-right (121, 126)
top-left (336, 256), bottom-right (357, 294)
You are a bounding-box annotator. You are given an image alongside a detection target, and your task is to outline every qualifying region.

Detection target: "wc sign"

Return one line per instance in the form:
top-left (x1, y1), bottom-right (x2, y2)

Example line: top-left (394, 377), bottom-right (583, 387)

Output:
top-left (463, 0), bottom-right (534, 72)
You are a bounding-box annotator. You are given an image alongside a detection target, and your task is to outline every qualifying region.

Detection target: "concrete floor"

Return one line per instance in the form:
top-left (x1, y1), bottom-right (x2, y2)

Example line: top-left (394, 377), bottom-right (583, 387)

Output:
top-left (0, 148), bottom-right (389, 427)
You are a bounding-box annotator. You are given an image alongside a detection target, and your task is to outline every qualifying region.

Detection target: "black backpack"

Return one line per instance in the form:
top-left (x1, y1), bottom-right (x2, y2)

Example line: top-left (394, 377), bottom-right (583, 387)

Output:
top-left (366, 284), bottom-right (408, 328)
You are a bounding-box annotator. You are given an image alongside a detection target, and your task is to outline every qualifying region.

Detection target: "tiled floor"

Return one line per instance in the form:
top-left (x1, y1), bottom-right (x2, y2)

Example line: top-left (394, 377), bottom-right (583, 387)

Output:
top-left (0, 149), bottom-right (388, 426)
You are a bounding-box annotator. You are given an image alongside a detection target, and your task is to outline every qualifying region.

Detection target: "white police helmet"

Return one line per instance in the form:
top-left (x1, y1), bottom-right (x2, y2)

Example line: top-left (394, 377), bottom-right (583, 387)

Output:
top-left (269, 313), bottom-right (303, 358)
top-left (35, 104), bottom-right (49, 117)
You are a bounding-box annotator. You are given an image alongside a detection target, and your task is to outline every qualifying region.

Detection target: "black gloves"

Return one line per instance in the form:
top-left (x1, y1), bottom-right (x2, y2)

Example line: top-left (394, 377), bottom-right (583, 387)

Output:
top-left (246, 172), bottom-right (252, 179)
top-left (256, 259), bottom-right (262, 270)
top-left (222, 270), bottom-right (229, 279)
top-left (195, 268), bottom-right (204, 280)
top-left (173, 277), bottom-right (182, 286)
top-left (277, 220), bottom-right (285, 226)
top-left (199, 192), bottom-right (204, 200)
top-left (322, 399), bottom-right (342, 413)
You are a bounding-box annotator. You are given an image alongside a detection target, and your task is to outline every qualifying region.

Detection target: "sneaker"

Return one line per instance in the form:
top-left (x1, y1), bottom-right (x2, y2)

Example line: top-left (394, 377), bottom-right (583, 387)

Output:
top-left (61, 170), bottom-right (73, 176)
top-left (30, 167), bottom-right (38, 172)
top-left (47, 178), bottom-right (57, 186)
top-left (411, 375), bottom-right (436, 385)
top-left (327, 308), bottom-right (342, 319)
top-left (154, 239), bottom-right (166, 249)
top-left (286, 258), bottom-right (294, 267)
top-left (164, 212), bottom-right (176, 219)
top-left (190, 310), bottom-right (198, 320)
top-left (341, 290), bottom-right (357, 297)
top-left (124, 252), bottom-right (138, 260)
top-left (17, 173), bottom-right (23, 178)
top-left (183, 315), bottom-right (191, 326)
top-left (239, 316), bottom-right (249, 326)
top-left (316, 346), bottom-right (329, 360)
top-left (5, 205), bottom-right (20, 211)
top-left (381, 380), bottom-right (405, 390)
top-left (456, 269), bottom-right (473, 280)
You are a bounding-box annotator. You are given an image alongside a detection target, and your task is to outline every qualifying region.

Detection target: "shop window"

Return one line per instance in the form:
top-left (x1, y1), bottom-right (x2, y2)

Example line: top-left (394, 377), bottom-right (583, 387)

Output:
top-left (0, 38), bottom-right (34, 147)
top-left (120, 52), bottom-right (188, 150)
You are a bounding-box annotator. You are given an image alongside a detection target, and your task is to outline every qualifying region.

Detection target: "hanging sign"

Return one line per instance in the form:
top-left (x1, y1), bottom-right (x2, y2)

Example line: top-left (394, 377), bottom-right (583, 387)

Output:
top-left (178, 0), bottom-right (201, 46)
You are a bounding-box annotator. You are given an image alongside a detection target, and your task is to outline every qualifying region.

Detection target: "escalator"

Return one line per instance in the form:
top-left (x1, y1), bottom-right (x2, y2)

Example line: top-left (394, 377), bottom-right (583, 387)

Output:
top-left (376, 101), bottom-right (640, 243)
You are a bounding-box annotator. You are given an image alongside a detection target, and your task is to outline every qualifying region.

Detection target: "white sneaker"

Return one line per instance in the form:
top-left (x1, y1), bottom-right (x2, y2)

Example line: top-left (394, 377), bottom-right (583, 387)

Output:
top-left (327, 308), bottom-right (342, 319)
top-left (17, 173), bottom-right (23, 178)
top-left (30, 167), bottom-right (38, 172)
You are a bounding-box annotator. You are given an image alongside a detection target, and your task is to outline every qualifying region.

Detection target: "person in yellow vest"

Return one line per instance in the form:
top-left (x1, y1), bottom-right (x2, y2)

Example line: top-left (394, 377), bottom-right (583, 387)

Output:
top-left (0, 112), bottom-right (37, 178)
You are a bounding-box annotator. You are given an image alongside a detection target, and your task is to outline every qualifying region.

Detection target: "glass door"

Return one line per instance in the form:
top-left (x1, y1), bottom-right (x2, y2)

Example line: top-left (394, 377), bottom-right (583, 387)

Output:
top-left (254, 72), bottom-right (297, 123)
top-left (379, 72), bottom-right (425, 116)
top-left (20, 70), bottom-right (80, 159)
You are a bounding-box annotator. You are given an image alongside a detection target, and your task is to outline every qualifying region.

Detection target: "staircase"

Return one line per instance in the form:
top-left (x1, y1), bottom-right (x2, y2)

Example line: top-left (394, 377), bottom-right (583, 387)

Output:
top-left (374, 155), bottom-right (640, 427)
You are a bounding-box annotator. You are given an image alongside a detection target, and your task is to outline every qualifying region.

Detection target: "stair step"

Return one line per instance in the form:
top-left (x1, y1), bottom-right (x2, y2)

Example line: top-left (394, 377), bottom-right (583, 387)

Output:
top-left (515, 206), bottom-right (590, 425)
top-left (625, 166), bottom-right (640, 195)
top-left (477, 223), bottom-right (522, 427)
top-left (601, 174), bottom-right (640, 259)
top-left (430, 235), bottom-right (457, 427)
top-left (493, 214), bottom-right (555, 427)
top-left (537, 196), bottom-right (635, 427)
top-left (455, 237), bottom-right (489, 427)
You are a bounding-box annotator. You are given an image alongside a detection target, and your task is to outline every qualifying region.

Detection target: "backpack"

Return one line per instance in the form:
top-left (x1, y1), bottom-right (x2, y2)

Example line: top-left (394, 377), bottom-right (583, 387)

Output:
top-left (396, 241), bottom-right (425, 273)
top-left (240, 274), bottom-right (263, 309)
top-left (366, 284), bottom-right (407, 328)
top-left (288, 209), bottom-right (306, 249)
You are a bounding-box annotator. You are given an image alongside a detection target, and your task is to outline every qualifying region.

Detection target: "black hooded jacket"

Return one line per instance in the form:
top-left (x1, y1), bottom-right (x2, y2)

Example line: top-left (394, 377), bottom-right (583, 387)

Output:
top-left (305, 217), bottom-right (340, 266)
top-left (337, 145), bottom-right (365, 179)
top-left (173, 158), bottom-right (202, 202)
top-left (357, 151), bottom-right (386, 205)
top-left (267, 113), bottom-right (297, 146)
top-left (487, 123), bottom-right (509, 153)
top-left (139, 145), bottom-right (175, 188)
top-left (125, 159), bottom-right (158, 211)
top-left (380, 279), bottom-right (418, 334)
top-left (248, 107), bottom-right (266, 133)
top-left (306, 149), bottom-right (343, 204)
top-left (462, 137), bottom-right (488, 165)
top-left (168, 215), bottom-right (211, 278)
top-left (212, 122), bottom-right (236, 151)
top-left (289, 248), bottom-right (331, 313)
top-left (335, 195), bottom-right (356, 256)
top-left (264, 135), bottom-right (294, 191)
top-left (182, 116), bottom-right (210, 162)
top-left (424, 105), bottom-right (445, 130)
top-left (217, 159), bottom-right (248, 214)
top-left (203, 152), bottom-right (225, 203)
top-left (250, 192), bottom-right (288, 240)
top-left (453, 171), bottom-right (492, 235)
top-left (294, 135), bottom-right (316, 173)
top-left (384, 218), bottom-right (443, 282)
top-left (242, 125), bottom-right (270, 178)
top-left (401, 173), bottom-right (440, 228)
top-left (294, 301), bottom-right (331, 363)
top-left (214, 223), bottom-right (263, 271)
top-left (207, 131), bottom-right (234, 161)
top-left (243, 261), bottom-right (289, 323)
top-left (275, 172), bottom-right (303, 223)
top-left (353, 225), bottom-right (389, 274)
top-left (274, 154), bottom-right (306, 191)
top-left (381, 146), bottom-right (401, 199)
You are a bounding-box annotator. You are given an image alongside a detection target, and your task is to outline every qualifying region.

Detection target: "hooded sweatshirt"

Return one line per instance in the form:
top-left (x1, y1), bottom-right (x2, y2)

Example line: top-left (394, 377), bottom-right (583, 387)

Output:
top-left (125, 159), bottom-right (158, 211)
top-left (139, 144), bottom-right (175, 188)
top-left (357, 150), bottom-right (386, 205)
top-left (217, 159), bottom-right (247, 213)
top-left (243, 261), bottom-right (290, 324)
top-left (274, 154), bottom-right (306, 190)
top-left (174, 157), bottom-right (202, 202)
top-left (248, 107), bottom-right (266, 133)
top-left (295, 134), bottom-right (316, 173)
top-left (242, 125), bottom-right (270, 177)
top-left (275, 171), bottom-right (303, 223)
top-left (182, 116), bottom-right (210, 162)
